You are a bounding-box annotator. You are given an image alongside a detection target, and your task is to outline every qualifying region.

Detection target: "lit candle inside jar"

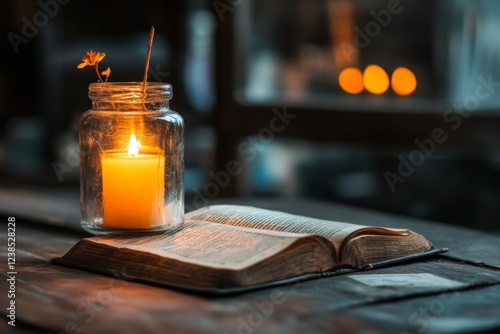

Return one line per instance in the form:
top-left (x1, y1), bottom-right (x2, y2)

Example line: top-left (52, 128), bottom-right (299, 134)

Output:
top-left (102, 134), bottom-right (165, 229)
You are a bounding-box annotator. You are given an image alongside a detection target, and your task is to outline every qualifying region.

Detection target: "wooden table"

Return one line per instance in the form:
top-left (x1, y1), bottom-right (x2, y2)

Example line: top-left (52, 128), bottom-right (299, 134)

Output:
top-left (1, 188), bottom-right (499, 334)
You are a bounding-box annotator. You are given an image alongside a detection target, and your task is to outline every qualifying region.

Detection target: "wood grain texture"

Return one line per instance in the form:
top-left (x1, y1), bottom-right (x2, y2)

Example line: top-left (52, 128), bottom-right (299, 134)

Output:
top-left (310, 285), bottom-right (500, 334)
top-left (1, 188), bottom-right (500, 333)
top-left (0, 219), bottom-right (499, 333)
top-left (0, 188), bottom-right (81, 231)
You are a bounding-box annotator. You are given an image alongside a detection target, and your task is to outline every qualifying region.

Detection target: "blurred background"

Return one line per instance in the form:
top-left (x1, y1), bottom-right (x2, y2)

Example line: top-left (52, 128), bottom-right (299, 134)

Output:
top-left (1, 0), bottom-right (500, 232)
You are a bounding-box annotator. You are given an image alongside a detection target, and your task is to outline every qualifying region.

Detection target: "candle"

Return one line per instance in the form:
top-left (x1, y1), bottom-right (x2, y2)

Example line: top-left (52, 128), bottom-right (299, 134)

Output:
top-left (102, 135), bottom-right (165, 229)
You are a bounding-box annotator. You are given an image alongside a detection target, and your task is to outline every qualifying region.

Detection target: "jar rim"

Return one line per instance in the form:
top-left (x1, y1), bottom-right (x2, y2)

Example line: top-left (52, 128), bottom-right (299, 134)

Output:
top-left (88, 82), bottom-right (173, 103)
top-left (89, 82), bottom-right (172, 88)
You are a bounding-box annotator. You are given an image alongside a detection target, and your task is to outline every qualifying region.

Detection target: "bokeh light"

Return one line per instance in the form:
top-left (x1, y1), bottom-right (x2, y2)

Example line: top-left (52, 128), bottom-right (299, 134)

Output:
top-left (363, 65), bottom-right (389, 95)
top-left (338, 67), bottom-right (364, 94)
top-left (391, 67), bottom-right (417, 96)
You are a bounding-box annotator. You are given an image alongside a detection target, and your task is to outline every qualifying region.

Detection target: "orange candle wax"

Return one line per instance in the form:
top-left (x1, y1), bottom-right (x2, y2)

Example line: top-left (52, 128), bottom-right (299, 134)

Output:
top-left (102, 135), bottom-right (165, 229)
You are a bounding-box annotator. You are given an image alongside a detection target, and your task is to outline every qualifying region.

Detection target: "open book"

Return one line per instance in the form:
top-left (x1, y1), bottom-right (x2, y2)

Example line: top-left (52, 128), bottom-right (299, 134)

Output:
top-left (55, 205), bottom-right (444, 294)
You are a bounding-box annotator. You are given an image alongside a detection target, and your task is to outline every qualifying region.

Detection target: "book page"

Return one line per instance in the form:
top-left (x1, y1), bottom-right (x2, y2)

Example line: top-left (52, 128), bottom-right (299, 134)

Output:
top-left (90, 221), bottom-right (310, 270)
top-left (186, 205), bottom-right (367, 251)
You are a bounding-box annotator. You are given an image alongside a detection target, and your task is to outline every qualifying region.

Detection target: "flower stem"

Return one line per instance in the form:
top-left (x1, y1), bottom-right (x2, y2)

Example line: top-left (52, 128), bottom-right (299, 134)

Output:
top-left (94, 64), bottom-right (103, 82)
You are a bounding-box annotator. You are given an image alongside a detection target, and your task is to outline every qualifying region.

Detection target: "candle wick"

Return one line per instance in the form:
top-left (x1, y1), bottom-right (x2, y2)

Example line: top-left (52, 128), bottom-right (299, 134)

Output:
top-left (143, 26), bottom-right (155, 94)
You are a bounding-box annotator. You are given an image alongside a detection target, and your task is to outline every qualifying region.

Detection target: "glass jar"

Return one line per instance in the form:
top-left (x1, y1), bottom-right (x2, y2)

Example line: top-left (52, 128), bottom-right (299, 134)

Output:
top-left (79, 82), bottom-right (184, 235)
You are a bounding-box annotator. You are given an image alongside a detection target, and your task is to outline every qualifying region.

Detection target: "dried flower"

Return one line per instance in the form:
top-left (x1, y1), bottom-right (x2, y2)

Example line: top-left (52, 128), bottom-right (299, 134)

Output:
top-left (77, 50), bottom-right (110, 83)
top-left (101, 67), bottom-right (111, 82)
top-left (77, 50), bottom-right (105, 69)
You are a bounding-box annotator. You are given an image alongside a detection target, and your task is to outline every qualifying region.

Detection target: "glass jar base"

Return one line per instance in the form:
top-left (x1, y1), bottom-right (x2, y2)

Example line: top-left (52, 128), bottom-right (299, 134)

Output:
top-left (81, 224), bottom-right (178, 236)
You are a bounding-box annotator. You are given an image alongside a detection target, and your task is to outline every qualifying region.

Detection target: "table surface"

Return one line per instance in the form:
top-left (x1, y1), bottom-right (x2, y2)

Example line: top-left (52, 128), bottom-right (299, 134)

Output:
top-left (0, 188), bottom-right (499, 334)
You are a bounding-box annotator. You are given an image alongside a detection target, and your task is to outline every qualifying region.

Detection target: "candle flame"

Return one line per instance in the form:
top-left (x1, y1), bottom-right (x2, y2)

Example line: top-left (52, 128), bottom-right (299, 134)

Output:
top-left (128, 134), bottom-right (140, 156)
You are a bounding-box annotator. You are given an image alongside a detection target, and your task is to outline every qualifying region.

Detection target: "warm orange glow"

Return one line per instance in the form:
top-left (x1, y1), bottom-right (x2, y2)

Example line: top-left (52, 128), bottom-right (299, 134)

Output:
top-left (339, 67), bottom-right (364, 94)
top-left (102, 134), bottom-right (165, 230)
top-left (391, 67), bottom-right (417, 96)
top-left (363, 65), bottom-right (389, 95)
top-left (128, 134), bottom-right (140, 156)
